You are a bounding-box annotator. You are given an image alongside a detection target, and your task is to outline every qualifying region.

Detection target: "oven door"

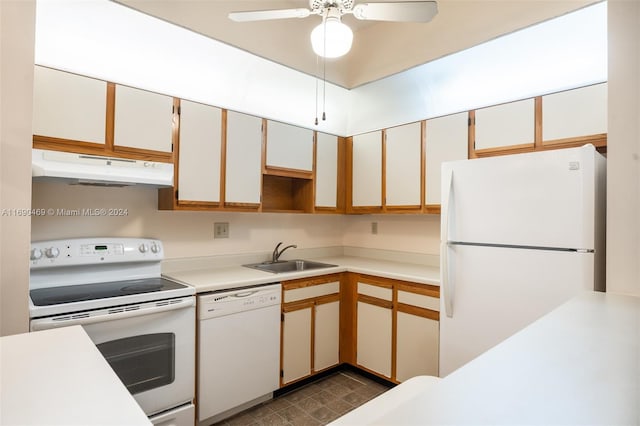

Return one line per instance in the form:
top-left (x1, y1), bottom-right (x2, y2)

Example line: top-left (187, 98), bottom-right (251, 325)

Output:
top-left (30, 297), bottom-right (195, 417)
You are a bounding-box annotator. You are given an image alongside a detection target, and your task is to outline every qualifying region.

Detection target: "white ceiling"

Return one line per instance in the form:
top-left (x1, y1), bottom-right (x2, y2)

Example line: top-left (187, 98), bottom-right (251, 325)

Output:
top-left (116, 0), bottom-right (597, 88)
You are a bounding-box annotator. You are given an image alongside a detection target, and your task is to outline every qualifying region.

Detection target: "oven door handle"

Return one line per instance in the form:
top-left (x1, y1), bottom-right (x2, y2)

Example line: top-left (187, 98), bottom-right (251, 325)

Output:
top-left (30, 297), bottom-right (195, 331)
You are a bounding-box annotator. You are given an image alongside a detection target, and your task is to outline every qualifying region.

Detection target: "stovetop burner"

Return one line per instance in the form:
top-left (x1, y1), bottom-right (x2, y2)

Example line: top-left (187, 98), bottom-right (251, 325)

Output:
top-left (30, 277), bottom-right (186, 306)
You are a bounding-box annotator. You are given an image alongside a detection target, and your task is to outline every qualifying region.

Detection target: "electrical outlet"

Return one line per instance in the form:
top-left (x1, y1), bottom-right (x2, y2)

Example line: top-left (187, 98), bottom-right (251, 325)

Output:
top-left (214, 222), bottom-right (229, 239)
top-left (371, 222), bottom-right (378, 235)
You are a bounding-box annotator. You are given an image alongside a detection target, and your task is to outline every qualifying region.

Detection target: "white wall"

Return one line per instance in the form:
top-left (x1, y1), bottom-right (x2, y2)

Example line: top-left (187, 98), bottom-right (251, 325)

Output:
top-left (34, 0), bottom-right (348, 136)
top-left (606, 0), bottom-right (640, 296)
top-left (31, 182), bottom-right (442, 260)
top-left (0, 0), bottom-right (35, 336)
top-left (343, 215), bottom-right (441, 255)
top-left (31, 182), bottom-right (346, 259)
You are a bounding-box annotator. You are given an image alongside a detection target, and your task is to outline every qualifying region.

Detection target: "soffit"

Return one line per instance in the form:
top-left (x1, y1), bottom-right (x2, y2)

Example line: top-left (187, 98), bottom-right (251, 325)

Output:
top-left (116, 0), bottom-right (598, 88)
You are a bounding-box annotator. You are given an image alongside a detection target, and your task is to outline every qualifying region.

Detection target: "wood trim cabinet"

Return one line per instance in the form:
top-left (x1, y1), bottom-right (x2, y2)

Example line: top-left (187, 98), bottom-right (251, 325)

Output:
top-left (32, 66), bottom-right (107, 146)
top-left (280, 274), bottom-right (342, 387)
top-left (349, 131), bottom-right (383, 212)
top-left (225, 111), bottom-right (263, 209)
top-left (424, 112), bottom-right (469, 213)
top-left (113, 84), bottom-right (174, 155)
top-left (471, 84), bottom-right (608, 158)
top-left (175, 100), bottom-right (223, 206)
top-left (342, 274), bottom-right (440, 383)
top-left (32, 66), bottom-right (174, 163)
top-left (35, 66), bottom-right (606, 215)
top-left (541, 82), bottom-right (607, 148)
top-left (315, 132), bottom-right (346, 213)
top-left (265, 120), bottom-right (314, 173)
top-left (384, 122), bottom-right (424, 212)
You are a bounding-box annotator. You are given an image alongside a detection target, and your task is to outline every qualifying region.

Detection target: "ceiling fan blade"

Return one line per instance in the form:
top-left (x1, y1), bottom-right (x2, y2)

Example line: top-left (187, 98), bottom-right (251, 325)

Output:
top-left (229, 8), bottom-right (311, 22)
top-left (352, 1), bottom-right (438, 22)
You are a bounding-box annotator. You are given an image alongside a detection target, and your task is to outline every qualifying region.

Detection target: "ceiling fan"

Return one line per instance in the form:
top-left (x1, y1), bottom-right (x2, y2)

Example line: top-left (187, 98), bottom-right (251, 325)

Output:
top-left (229, 1), bottom-right (438, 58)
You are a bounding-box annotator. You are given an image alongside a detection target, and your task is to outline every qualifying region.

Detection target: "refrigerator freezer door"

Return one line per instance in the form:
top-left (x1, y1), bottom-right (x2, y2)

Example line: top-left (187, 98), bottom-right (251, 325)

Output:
top-left (439, 244), bottom-right (594, 377)
top-left (441, 145), bottom-right (597, 250)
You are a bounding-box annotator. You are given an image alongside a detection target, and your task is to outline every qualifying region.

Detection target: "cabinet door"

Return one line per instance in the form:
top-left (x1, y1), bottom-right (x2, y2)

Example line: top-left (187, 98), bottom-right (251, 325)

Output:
top-left (474, 98), bottom-right (535, 150)
top-left (266, 121), bottom-right (313, 172)
top-left (425, 112), bottom-right (468, 205)
top-left (282, 307), bottom-right (312, 385)
top-left (356, 301), bottom-right (392, 378)
top-left (542, 83), bottom-right (607, 141)
top-left (396, 312), bottom-right (439, 381)
top-left (352, 131), bottom-right (382, 207)
top-left (114, 85), bottom-right (174, 153)
top-left (385, 122), bottom-right (422, 207)
top-left (315, 133), bottom-right (338, 208)
top-left (32, 66), bottom-right (107, 144)
top-left (177, 101), bottom-right (222, 202)
top-left (314, 301), bottom-right (340, 372)
top-left (225, 111), bottom-right (263, 205)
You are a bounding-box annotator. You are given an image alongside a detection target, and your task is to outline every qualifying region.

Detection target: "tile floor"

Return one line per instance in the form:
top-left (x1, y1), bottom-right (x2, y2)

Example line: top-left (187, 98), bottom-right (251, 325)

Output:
top-left (213, 371), bottom-right (392, 426)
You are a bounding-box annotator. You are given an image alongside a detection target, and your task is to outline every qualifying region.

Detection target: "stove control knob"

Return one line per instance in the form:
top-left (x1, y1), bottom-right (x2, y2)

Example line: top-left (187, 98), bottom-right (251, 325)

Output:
top-left (139, 244), bottom-right (149, 253)
top-left (45, 247), bottom-right (60, 258)
top-left (30, 248), bottom-right (43, 260)
top-left (150, 242), bottom-right (160, 254)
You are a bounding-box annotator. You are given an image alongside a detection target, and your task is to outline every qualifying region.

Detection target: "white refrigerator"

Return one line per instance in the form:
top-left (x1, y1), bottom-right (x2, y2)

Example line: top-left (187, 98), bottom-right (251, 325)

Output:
top-left (439, 144), bottom-right (606, 377)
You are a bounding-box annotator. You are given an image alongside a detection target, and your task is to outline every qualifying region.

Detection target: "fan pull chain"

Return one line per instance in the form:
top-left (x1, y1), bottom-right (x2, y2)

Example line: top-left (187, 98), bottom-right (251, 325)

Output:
top-left (314, 53), bottom-right (319, 126)
top-left (322, 14), bottom-right (327, 121)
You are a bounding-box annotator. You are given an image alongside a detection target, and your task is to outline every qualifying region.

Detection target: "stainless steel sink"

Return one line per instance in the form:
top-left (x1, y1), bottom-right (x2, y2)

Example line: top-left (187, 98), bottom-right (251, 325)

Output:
top-left (243, 259), bottom-right (337, 274)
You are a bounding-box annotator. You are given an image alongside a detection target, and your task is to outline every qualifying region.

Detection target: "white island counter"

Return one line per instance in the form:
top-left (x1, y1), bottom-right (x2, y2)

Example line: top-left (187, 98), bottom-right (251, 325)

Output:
top-left (332, 291), bottom-right (640, 425)
top-left (0, 325), bottom-right (151, 426)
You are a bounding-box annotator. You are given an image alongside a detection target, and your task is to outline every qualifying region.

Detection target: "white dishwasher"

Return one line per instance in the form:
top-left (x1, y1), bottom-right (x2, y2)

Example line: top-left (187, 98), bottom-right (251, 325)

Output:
top-left (197, 283), bottom-right (281, 425)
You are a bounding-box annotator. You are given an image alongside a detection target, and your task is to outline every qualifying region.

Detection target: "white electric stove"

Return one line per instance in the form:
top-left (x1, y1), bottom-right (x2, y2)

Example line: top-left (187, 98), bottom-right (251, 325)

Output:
top-left (29, 237), bottom-right (196, 426)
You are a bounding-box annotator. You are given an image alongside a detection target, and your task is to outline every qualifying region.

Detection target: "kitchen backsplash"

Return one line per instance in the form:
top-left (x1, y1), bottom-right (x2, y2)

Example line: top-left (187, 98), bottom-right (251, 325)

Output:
top-left (31, 182), bottom-right (441, 259)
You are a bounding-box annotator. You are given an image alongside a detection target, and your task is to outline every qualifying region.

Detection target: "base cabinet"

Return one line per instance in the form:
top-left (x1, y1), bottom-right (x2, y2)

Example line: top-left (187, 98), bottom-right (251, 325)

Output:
top-left (356, 301), bottom-right (392, 378)
top-left (348, 274), bottom-right (440, 383)
top-left (396, 312), bottom-right (439, 381)
top-left (314, 301), bottom-right (340, 371)
top-left (282, 307), bottom-right (313, 384)
top-left (281, 275), bottom-right (341, 386)
top-left (279, 272), bottom-right (439, 387)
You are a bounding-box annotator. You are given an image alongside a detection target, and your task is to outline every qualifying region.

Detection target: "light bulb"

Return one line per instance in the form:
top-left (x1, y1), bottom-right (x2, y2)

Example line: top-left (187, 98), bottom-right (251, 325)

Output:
top-left (310, 16), bottom-right (353, 58)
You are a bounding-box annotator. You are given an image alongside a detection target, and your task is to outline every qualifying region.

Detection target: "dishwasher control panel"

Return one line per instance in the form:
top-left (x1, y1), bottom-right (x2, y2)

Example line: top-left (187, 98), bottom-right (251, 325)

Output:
top-left (198, 283), bottom-right (281, 320)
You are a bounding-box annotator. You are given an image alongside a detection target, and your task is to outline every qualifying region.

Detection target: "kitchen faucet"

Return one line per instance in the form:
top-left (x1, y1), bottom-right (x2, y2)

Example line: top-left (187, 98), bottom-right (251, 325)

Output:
top-left (272, 242), bottom-right (297, 263)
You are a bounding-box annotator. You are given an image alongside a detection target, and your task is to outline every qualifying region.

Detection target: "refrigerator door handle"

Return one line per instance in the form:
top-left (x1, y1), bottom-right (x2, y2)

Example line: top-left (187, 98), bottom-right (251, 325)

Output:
top-left (441, 169), bottom-right (454, 318)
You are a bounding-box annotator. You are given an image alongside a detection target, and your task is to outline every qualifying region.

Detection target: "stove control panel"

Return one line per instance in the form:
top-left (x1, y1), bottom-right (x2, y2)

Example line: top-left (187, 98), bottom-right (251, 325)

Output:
top-left (30, 238), bottom-right (163, 268)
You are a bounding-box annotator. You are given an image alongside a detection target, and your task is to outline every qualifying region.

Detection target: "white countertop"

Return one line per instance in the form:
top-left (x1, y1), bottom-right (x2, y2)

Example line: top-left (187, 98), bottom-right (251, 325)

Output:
top-left (163, 255), bottom-right (440, 293)
top-left (0, 325), bottom-right (151, 426)
top-left (331, 291), bottom-right (640, 425)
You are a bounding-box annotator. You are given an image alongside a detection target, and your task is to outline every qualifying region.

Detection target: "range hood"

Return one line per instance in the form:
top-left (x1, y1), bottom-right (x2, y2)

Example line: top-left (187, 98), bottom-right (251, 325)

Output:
top-left (32, 149), bottom-right (174, 187)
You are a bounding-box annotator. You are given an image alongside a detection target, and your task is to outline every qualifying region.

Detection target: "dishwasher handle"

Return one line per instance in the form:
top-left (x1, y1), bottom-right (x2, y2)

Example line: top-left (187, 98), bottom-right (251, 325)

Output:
top-left (198, 283), bottom-right (282, 320)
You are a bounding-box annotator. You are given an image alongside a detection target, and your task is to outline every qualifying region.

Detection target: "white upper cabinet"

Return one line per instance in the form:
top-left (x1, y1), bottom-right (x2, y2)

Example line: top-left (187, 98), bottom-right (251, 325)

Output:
top-left (114, 85), bottom-right (174, 153)
top-left (474, 98), bottom-right (535, 150)
top-left (542, 83), bottom-right (607, 141)
top-left (315, 132), bottom-right (338, 208)
top-left (385, 122), bottom-right (422, 207)
top-left (177, 100), bottom-right (222, 203)
top-left (425, 112), bottom-right (469, 205)
top-left (32, 66), bottom-right (107, 144)
top-left (225, 111), bottom-right (263, 205)
top-left (352, 131), bottom-right (382, 207)
top-left (266, 121), bottom-right (314, 172)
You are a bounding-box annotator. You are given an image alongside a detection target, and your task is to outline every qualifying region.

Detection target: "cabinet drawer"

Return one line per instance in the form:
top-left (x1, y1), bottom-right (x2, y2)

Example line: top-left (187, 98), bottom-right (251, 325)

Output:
top-left (357, 283), bottom-right (392, 301)
top-left (284, 282), bottom-right (340, 303)
top-left (397, 290), bottom-right (439, 311)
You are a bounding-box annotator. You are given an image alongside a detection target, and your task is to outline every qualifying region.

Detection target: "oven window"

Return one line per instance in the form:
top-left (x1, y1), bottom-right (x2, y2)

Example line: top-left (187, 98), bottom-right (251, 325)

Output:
top-left (96, 333), bottom-right (175, 395)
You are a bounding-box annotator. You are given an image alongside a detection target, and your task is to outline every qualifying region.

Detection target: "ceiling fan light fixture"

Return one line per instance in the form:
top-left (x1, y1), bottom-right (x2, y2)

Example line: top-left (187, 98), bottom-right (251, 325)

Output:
top-left (310, 15), bottom-right (353, 58)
